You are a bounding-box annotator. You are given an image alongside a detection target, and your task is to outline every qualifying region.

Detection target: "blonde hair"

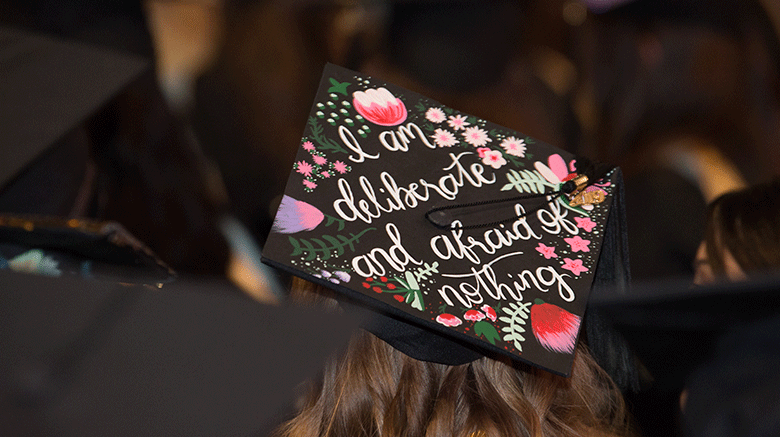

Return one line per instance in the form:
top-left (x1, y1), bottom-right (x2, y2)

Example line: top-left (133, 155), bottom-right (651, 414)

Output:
top-left (275, 278), bottom-right (635, 437)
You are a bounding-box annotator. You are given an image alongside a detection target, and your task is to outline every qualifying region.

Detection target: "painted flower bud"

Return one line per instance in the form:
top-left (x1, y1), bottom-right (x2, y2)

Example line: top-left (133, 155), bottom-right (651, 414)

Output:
top-left (352, 87), bottom-right (407, 126)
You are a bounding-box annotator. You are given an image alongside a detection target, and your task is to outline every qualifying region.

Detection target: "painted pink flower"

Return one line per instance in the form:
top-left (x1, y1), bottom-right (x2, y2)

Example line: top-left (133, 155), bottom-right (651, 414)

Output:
top-left (535, 243), bottom-right (558, 259)
top-left (302, 141), bottom-right (315, 151)
top-left (431, 128), bottom-right (458, 147)
top-left (425, 107), bottom-right (446, 123)
top-left (462, 126), bottom-right (492, 147)
top-left (352, 87), bottom-right (407, 126)
top-left (534, 153), bottom-right (576, 185)
top-left (500, 137), bottom-right (526, 157)
top-left (561, 258), bottom-right (588, 276)
top-left (321, 171), bottom-right (331, 178)
top-left (447, 114), bottom-right (470, 131)
top-left (564, 236), bottom-right (591, 252)
top-left (271, 195), bottom-right (324, 233)
top-left (312, 155), bottom-right (327, 165)
top-left (296, 161), bottom-right (313, 177)
top-left (436, 313), bottom-right (463, 327)
top-left (476, 147), bottom-right (491, 158)
top-left (303, 179), bottom-right (317, 190)
top-left (464, 309), bottom-right (486, 322)
top-left (482, 150), bottom-right (506, 169)
top-left (481, 305), bottom-right (497, 322)
top-left (574, 217), bottom-right (596, 232)
top-left (333, 161), bottom-right (349, 174)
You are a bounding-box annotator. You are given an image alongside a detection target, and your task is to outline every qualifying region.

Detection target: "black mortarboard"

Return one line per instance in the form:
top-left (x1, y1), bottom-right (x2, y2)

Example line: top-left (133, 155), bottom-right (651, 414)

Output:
top-left (0, 269), bottom-right (363, 436)
top-left (261, 63), bottom-right (631, 377)
top-left (0, 25), bottom-right (148, 192)
top-left (589, 274), bottom-right (780, 435)
top-left (590, 274), bottom-right (780, 394)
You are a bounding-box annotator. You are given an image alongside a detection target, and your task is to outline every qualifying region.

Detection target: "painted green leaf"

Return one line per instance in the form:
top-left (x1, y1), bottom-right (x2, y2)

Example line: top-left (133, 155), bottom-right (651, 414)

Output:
top-left (327, 78), bottom-right (350, 95)
top-left (474, 321), bottom-right (500, 345)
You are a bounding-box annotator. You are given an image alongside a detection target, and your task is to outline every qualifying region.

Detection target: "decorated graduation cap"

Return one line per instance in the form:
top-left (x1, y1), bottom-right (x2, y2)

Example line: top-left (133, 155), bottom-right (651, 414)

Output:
top-left (261, 63), bottom-right (630, 376)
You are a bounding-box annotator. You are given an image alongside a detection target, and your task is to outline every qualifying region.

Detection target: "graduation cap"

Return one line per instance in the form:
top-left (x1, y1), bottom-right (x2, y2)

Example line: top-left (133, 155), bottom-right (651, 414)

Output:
top-left (0, 269), bottom-right (364, 436)
top-left (590, 274), bottom-right (780, 393)
top-left (261, 63), bottom-right (631, 377)
top-left (0, 25), bottom-right (149, 196)
top-left (588, 274), bottom-right (780, 436)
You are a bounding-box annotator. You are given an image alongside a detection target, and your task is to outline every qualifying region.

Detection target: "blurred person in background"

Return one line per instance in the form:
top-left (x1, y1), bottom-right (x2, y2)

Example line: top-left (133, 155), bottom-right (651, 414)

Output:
top-left (573, 0), bottom-right (780, 281)
top-left (693, 177), bottom-right (780, 286)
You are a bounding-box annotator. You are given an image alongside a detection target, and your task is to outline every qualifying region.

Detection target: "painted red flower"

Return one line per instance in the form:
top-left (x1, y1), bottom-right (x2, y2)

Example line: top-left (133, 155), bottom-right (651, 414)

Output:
top-left (436, 313), bottom-right (462, 327)
top-left (530, 298), bottom-right (581, 354)
top-left (464, 309), bottom-right (486, 322)
top-left (480, 305), bottom-right (497, 322)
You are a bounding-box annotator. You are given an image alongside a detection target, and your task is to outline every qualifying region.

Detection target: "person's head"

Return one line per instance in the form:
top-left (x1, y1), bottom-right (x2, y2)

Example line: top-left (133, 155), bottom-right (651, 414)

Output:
top-left (694, 178), bottom-right (780, 285)
top-left (274, 277), bottom-right (634, 437)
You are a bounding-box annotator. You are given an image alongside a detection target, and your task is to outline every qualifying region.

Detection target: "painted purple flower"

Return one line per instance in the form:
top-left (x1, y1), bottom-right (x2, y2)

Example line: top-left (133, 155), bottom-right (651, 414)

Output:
top-left (334, 271), bottom-right (351, 282)
top-left (352, 87), bottom-right (407, 126)
top-left (271, 195), bottom-right (325, 233)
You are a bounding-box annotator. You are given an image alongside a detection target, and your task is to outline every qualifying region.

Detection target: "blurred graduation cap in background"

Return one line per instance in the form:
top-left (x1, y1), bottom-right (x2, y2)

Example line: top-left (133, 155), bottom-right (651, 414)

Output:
top-left (589, 274), bottom-right (780, 435)
top-left (590, 274), bottom-right (780, 392)
top-left (0, 269), bottom-right (364, 436)
top-left (0, 25), bottom-right (168, 284)
top-left (0, 24), bottom-right (148, 210)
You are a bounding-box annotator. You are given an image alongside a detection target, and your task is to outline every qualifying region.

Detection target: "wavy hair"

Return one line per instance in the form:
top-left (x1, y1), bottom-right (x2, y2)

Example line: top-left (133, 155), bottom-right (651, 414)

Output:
top-left (273, 278), bottom-right (635, 437)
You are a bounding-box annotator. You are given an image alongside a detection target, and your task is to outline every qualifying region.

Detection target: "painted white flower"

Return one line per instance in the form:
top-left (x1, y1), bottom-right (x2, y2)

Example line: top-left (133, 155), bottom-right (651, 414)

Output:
top-left (481, 150), bottom-right (507, 169)
top-left (447, 114), bottom-right (470, 131)
top-left (431, 128), bottom-right (458, 147)
top-left (500, 136), bottom-right (526, 157)
top-left (425, 107), bottom-right (446, 123)
top-left (462, 126), bottom-right (492, 147)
